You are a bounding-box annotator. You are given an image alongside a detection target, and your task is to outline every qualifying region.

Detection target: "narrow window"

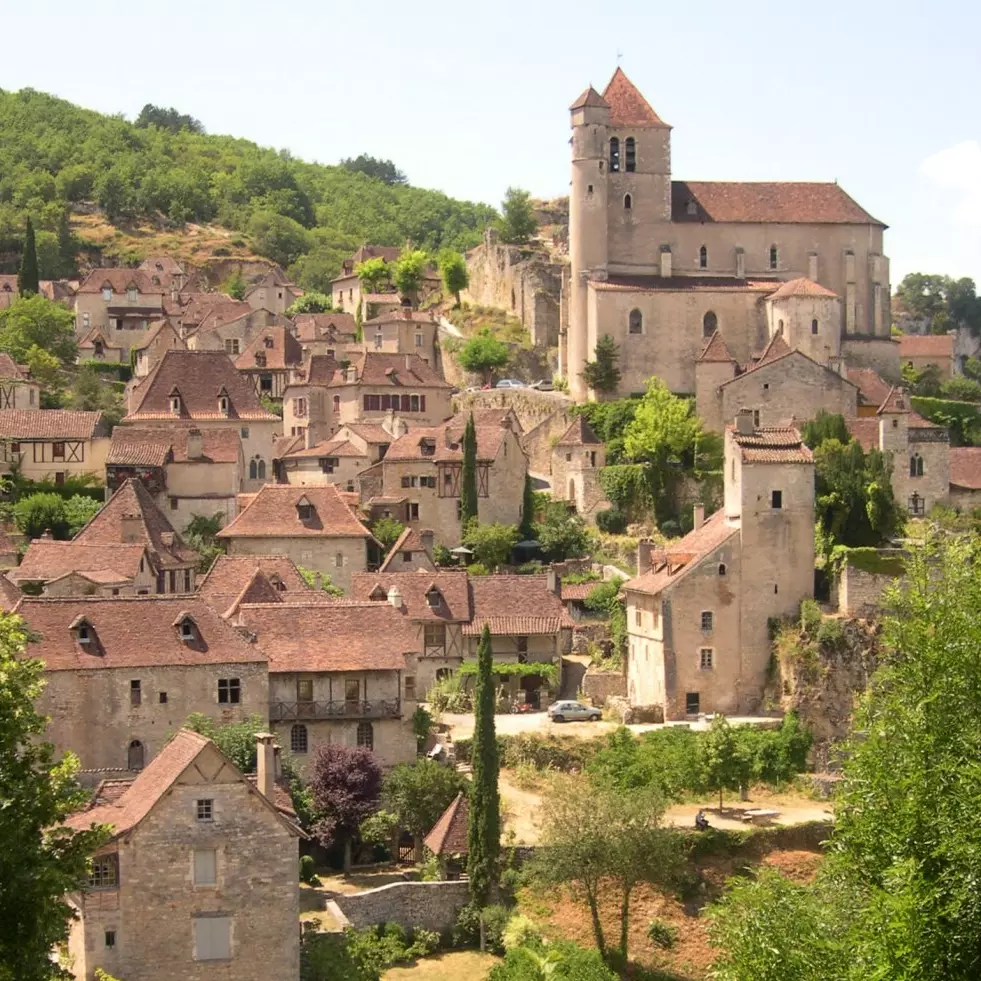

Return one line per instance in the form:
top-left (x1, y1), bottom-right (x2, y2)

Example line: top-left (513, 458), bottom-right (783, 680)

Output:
top-left (257, 460), bottom-right (266, 480)
top-left (635, 610), bottom-right (642, 627)
top-left (196, 799), bottom-right (214, 822)
top-left (701, 611), bottom-right (713, 631)
top-left (357, 721), bottom-right (374, 750)
top-left (130, 679), bottom-right (141, 706)
top-left (217, 678), bottom-right (241, 704)
top-left (193, 849), bottom-right (218, 886)
top-left (159, 691), bottom-right (168, 704)
top-left (404, 676), bottom-right (416, 700)
top-left (699, 648), bottom-right (714, 670)
top-left (811, 318), bottom-right (819, 335)
top-left (771, 490), bottom-right (783, 509)
top-left (699, 245), bottom-right (707, 269)
top-left (609, 137), bottom-right (620, 172)
top-left (127, 740), bottom-right (144, 770)
top-left (769, 245), bottom-right (778, 270)
top-left (297, 679), bottom-right (314, 702)
top-left (753, 410), bottom-right (760, 428)
top-left (628, 309), bottom-right (643, 334)
top-left (624, 193), bottom-right (632, 210)
top-left (718, 563), bottom-right (726, 576)
top-left (624, 136), bottom-right (636, 172)
top-left (105, 931), bottom-right (116, 948)
top-left (703, 311), bottom-right (718, 338)
top-left (910, 454), bottom-right (924, 478)
top-left (686, 692), bottom-right (700, 715)
top-left (193, 916), bottom-right (230, 961)
top-left (291, 724), bottom-right (309, 753)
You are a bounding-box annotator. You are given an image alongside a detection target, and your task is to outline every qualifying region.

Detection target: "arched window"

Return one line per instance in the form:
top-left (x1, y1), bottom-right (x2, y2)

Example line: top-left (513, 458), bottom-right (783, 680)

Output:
top-left (778, 319), bottom-right (784, 332)
top-left (127, 740), bottom-right (145, 771)
top-left (628, 309), bottom-right (643, 334)
top-left (257, 459), bottom-right (266, 480)
top-left (609, 137), bottom-right (620, 172)
top-left (290, 724), bottom-right (308, 754)
top-left (249, 459), bottom-right (257, 480)
top-left (718, 563), bottom-right (727, 576)
top-left (624, 137), bottom-right (636, 172)
top-left (699, 246), bottom-right (708, 269)
top-left (910, 453), bottom-right (924, 478)
top-left (568, 478), bottom-right (576, 500)
top-left (357, 722), bottom-right (374, 750)
top-left (811, 318), bottom-right (819, 335)
top-left (703, 311), bottom-right (718, 338)
top-left (332, 395), bottom-right (340, 413)
top-left (623, 194), bottom-right (632, 210)
top-left (769, 245), bottom-right (779, 270)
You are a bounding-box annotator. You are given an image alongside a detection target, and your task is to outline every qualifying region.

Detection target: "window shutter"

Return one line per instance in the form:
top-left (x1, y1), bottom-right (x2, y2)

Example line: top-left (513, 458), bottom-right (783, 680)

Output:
top-left (194, 916), bottom-right (230, 960)
top-left (194, 849), bottom-right (217, 885)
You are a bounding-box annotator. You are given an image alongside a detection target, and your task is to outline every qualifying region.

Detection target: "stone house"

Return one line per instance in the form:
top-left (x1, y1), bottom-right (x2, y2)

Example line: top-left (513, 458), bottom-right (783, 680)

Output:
top-left (131, 320), bottom-right (186, 379)
top-left (277, 432), bottom-right (371, 490)
top-left (9, 541), bottom-right (157, 596)
top-left (622, 412), bottom-right (815, 720)
top-left (949, 448), bottom-right (981, 509)
top-left (78, 326), bottom-right (124, 364)
top-left (549, 416), bottom-right (609, 520)
top-left (846, 386), bottom-right (950, 516)
top-left (74, 269), bottom-right (167, 356)
top-left (564, 69), bottom-right (891, 399)
top-left (106, 427), bottom-right (244, 530)
top-left (235, 600), bottom-right (418, 769)
top-left (63, 728), bottom-right (300, 981)
top-left (358, 411), bottom-right (528, 547)
top-left (124, 349), bottom-right (280, 492)
top-left (186, 306), bottom-right (289, 357)
top-left (197, 553), bottom-right (312, 614)
top-left (0, 352), bottom-right (40, 409)
top-left (364, 308), bottom-right (440, 367)
top-left (330, 245), bottom-right (440, 316)
top-left (378, 527), bottom-right (437, 572)
top-left (138, 255), bottom-right (188, 292)
top-left (234, 325), bottom-right (304, 400)
top-left (291, 312), bottom-right (360, 360)
top-left (73, 478), bottom-right (200, 593)
top-left (244, 269), bottom-right (301, 315)
top-left (168, 295), bottom-right (251, 337)
top-left (215, 483), bottom-right (378, 590)
top-left (16, 595), bottom-right (269, 774)
top-left (899, 333), bottom-right (955, 380)
top-left (0, 409), bottom-right (111, 484)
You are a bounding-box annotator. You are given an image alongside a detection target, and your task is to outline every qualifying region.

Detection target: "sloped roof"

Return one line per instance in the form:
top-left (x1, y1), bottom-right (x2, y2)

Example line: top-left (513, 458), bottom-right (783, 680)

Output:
top-left (237, 602), bottom-right (415, 672)
top-left (220, 569), bottom-right (285, 619)
top-left (350, 569), bottom-right (470, 621)
top-left (0, 353), bottom-right (30, 381)
top-left (17, 595), bottom-right (266, 672)
top-left (876, 386), bottom-right (912, 415)
top-left (107, 427), bottom-right (241, 466)
top-left (341, 352), bottom-right (451, 390)
top-left (281, 438), bottom-right (368, 461)
top-left (216, 484), bottom-right (372, 540)
top-left (0, 410), bottom-right (108, 440)
top-left (73, 478), bottom-right (198, 568)
top-left (569, 86), bottom-right (609, 111)
top-left (424, 792), bottom-right (469, 856)
top-left (235, 325), bottom-right (304, 372)
top-left (198, 554), bottom-right (310, 610)
top-left (125, 350), bottom-right (277, 422)
top-left (384, 414), bottom-right (516, 464)
top-left (756, 331), bottom-right (792, 365)
top-left (768, 277), bottom-right (839, 300)
top-left (78, 325), bottom-right (122, 351)
top-left (292, 312), bottom-right (358, 342)
top-left (601, 68), bottom-right (668, 127)
top-left (697, 330), bottom-right (736, 364)
top-left (728, 426), bottom-right (813, 464)
top-left (0, 573), bottom-right (22, 611)
top-left (556, 416), bottom-right (601, 447)
top-left (847, 368), bottom-right (892, 407)
top-left (130, 319), bottom-right (184, 352)
top-left (899, 334), bottom-right (954, 359)
top-left (950, 448), bottom-right (981, 489)
top-left (10, 541), bottom-right (147, 585)
top-left (378, 527), bottom-right (436, 572)
top-left (671, 181), bottom-right (884, 226)
top-left (468, 575), bottom-right (574, 634)
top-left (77, 268), bottom-right (164, 295)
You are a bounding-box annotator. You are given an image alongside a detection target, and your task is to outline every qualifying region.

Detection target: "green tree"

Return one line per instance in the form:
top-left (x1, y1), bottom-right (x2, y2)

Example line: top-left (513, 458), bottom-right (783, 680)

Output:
top-left (287, 291), bottom-right (333, 315)
top-left (519, 473), bottom-right (536, 540)
top-left (0, 295), bottom-right (77, 364)
top-left (64, 494), bottom-right (102, 537)
top-left (183, 713), bottom-right (268, 772)
top-left (66, 364), bottom-right (125, 426)
top-left (896, 273), bottom-right (981, 335)
top-left (0, 613), bottom-right (108, 981)
top-left (534, 498), bottom-right (588, 562)
top-left (901, 361), bottom-right (942, 397)
top-left (439, 249), bottom-right (469, 305)
top-left (296, 566), bottom-right (345, 597)
top-left (392, 249), bottom-right (429, 298)
top-left (135, 103), bottom-right (204, 134)
top-left (17, 217), bottom-right (40, 296)
top-left (14, 492), bottom-right (69, 539)
top-left (248, 210), bottom-right (311, 267)
top-left (801, 409), bottom-right (851, 449)
top-left (56, 213), bottom-right (76, 277)
top-left (463, 522), bottom-right (519, 569)
top-left (497, 187), bottom-right (537, 245)
top-left (580, 335), bottom-right (621, 395)
top-left (467, 624), bottom-right (501, 904)
top-left (699, 713), bottom-right (746, 813)
top-left (460, 412), bottom-right (479, 530)
top-left (940, 376), bottom-right (981, 402)
top-left (457, 328), bottom-right (510, 384)
top-left (355, 257), bottom-right (390, 295)
top-left (22, 345), bottom-right (65, 403)
top-left (224, 269), bottom-right (246, 300)
top-left (378, 759), bottom-right (466, 860)
top-left (371, 516), bottom-right (405, 551)
top-left (341, 155), bottom-right (408, 185)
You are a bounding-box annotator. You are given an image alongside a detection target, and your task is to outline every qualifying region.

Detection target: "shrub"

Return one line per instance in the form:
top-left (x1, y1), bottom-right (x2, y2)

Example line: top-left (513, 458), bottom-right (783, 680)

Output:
top-left (466, 562), bottom-right (490, 577)
top-left (799, 599), bottom-right (822, 636)
top-left (452, 902), bottom-right (510, 953)
top-left (299, 854), bottom-right (320, 885)
top-left (596, 507), bottom-right (627, 534)
top-left (816, 617), bottom-right (844, 650)
top-left (502, 914), bottom-right (541, 951)
top-left (408, 928), bottom-right (441, 957)
top-left (646, 918), bottom-right (678, 950)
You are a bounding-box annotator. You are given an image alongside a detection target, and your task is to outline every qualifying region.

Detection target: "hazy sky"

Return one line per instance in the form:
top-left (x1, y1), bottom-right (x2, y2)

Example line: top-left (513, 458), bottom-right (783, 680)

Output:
top-left (2, 0), bottom-right (979, 285)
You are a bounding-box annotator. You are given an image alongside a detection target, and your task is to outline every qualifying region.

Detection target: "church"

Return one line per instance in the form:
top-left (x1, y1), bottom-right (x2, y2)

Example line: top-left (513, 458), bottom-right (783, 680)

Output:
top-left (562, 68), bottom-right (895, 400)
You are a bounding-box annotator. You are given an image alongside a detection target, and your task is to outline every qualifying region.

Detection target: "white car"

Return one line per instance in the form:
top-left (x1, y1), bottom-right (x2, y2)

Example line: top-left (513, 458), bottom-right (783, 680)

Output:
top-left (548, 700), bottom-right (601, 723)
top-left (495, 378), bottom-right (526, 389)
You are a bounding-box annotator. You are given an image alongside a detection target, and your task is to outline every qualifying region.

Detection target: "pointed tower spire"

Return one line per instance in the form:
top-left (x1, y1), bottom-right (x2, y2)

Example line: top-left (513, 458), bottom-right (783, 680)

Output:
top-left (601, 67), bottom-right (670, 128)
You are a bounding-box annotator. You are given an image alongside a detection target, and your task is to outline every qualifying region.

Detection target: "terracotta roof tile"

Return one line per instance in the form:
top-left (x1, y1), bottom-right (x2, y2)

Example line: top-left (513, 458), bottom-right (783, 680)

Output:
top-left (384, 415), bottom-right (515, 464)
top-left (78, 325), bottom-right (122, 351)
top-left (281, 438), bottom-right (367, 461)
top-left (899, 334), bottom-right (954, 359)
top-left (18, 595), bottom-right (266, 672)
top-left (108, 427), bottom-right (241, 466)
top-left (341, 352), bottom-right (451, 390)
top-left (73, 478), bottom-right (198, 568)
top-left (468, 575), bottom-right (573, 633)
top-left (350, 570), bottom-right (470, 621)
top-left (0, 573), bottom-right (22, 611)
top-left (125, 350), bottom-right (277, 422)
top-left (768, 277), bottom-right (839, 300)
top-left (216, 484), bottom-right (371, 540)
top-left (601, 68), bottom-right (668, 127)
top-left (377, 528), bottom-right (436, 572)
top-left (77, 269), bottom-right (165, 296)
top-left (360, 293), bottom-right (406, 305)
top-left (556, 416), bottom-right (601, 447)
top-left (846, 418), bottom-right (878, 452)
top-left (697, 330), bottom-right (736, 363)
top-left (341, 424), bottom-right (395, 444)
top-left (220, 569), bottom-right (285, 618)
top-left (847, 368), bottom-right (892, 407)
top-left (130, 320), bottom-right (183, 352)
top-left (193, 301), bottom-right (256, 334)
top-left (756, 331), bottom-right (792, 365)
top-left (461, 615), bottom-right (571, 636)
top-left (292, 312), bottom-right (357, 342)
top-left (10, 541), bottom-right (147, 585)
top-left (728, 426), bottom-right (813, 464)
top-left (672, 181), bottom-right (883, 226)
top-left (235, 325), bottom-right (304, 372)
top-left (595, 276), bottom-right (777, 294)
top-left (198, 554), bottom-right (310, 610)
top-left (424, 792), bottom-right (469, 856)
top-left (559, 582), bottom-right (597, 602)
top-left (876, 386), bottom-right (912, 415)
top-left (949, 447), bottom-right (981, 489)
top-left (0, 353), bottom-right (30, 381)
top-left (569, 86), bottom-right (609, 112)
top-left (0, 409), bottom-right (108, 440)
top-left (237, 602), bottom-right (414, 671)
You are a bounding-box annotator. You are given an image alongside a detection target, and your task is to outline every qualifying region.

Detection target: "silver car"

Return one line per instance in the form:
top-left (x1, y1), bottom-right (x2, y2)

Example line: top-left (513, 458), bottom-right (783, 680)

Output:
top-left (548, 700), bottom-right (601, 723)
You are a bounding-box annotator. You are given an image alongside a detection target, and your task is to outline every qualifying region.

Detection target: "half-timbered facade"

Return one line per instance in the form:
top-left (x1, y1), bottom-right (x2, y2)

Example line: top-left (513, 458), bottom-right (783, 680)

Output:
top-left (0, 410), bottom-right (111, 484)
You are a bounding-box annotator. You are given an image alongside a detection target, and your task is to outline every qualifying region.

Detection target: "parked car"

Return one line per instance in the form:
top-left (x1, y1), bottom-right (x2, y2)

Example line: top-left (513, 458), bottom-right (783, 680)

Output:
top-left (531, 379), bottom-right (554, 391)
top-left (495, 378), bottom-right (526, 389)
top-left (547, 700), bottom-right (601, 723)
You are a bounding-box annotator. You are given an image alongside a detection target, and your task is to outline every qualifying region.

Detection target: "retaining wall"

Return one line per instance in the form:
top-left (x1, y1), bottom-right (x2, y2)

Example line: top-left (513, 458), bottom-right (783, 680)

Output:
top-left (328, 880), bottom-right (471, 932)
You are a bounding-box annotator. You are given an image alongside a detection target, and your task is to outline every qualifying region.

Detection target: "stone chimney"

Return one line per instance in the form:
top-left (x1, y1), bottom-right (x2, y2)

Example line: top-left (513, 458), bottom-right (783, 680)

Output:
top-left (255, 733), bottom-right (276, 802)
top-left (186, 428), bottom-right (203, 460)
top-left (305, 425), bottom-right (316, 450)
top-left (546, 567), bottom-right (560, 596)
top-left (735, 408), bottom-right (755, 435)
top-left (405, 353), bottom-right (412, 371)
top-left (420, 529), bottom-right (435, 554)
top-left (637, 540), bottom-right (658, 576)
top-left (120, 512), bottom-right (142, 543)
top-left (693, 503), bottom-right (705, 531)
top-left (659, 246), bottom-right (672, 279)
top-left (40, 529), bottom-right (54, 541)
top-left (387, 585), bottom-right (403, 609)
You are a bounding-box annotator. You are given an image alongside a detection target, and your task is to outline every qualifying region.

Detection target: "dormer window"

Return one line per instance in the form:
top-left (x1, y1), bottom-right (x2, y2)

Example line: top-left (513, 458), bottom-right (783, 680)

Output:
top-left (174, 615), bottom-right (196, 642)
top-left (102, 287), bottom-right (112, 301)
top-left (296, 497), bottom-right (314, 521)
top-left (264, 336), bottom-right (274, 348)
top-left (369, 585), bottom-right (387, 602)
top-left (420, 438), bottom-right (436, 457)
top-left (218, 396), bottom-right (229, 415)
top-left (127, 287), bottom-right (137, 303)
top-left (426, 587), bottom-right (442, 609)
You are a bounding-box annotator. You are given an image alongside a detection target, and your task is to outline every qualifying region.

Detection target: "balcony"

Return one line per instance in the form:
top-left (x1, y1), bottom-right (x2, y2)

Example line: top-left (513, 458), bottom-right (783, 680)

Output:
top-left (269, 699), bottom-right (401, 722)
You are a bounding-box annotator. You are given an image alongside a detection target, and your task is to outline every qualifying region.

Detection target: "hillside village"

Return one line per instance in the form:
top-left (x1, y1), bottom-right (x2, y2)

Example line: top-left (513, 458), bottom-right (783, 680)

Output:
top-left (3, 68), bottom-right (981, 981)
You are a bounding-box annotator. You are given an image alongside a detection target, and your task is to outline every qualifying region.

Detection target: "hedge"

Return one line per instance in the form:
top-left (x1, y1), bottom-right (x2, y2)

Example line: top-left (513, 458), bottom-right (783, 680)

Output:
top-left (79, 359), bottom-right (132, 382)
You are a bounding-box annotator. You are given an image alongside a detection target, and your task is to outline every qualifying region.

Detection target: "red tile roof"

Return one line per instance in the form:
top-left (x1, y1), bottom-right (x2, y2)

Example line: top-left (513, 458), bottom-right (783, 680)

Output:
top-left (281, 438), bottom-right (367, 461)
top-left (235, 325), bottom-right (304, 372)
top-left (11, 541), bottom-right (147, 585)
top-left (130, 320), bottom-right (184, 353)
top-left (768, 277), bottom-right (839, 300)
top-left (949, 448), bottom-right (981, 489)
top-left (461, 615), bottom-right (571, 637)
top-left (350, 569), bottom-right (470, 621)
top-left (384, 414), bottom-right (516, 464)
top-left (847, 368), bottom-right (892, 407)
top-left (846, 418), bottom-right (878, 452)
top-left (125, 350), bottom-right (277, 422)
top-left (468, 575), bottom-right (573, 634)
top-left (671, 181), bottom-right (883, 226)
top-left (728, 426), bottom-right (813, 464)
top-left (595, 276), bottom-right (778, 294)
top-left (556, 416), bottom-right (600, 447)
top-left (216, 484), bottom-right (372, 540)
top-left (292, 312), bottom-right (358, 342)
top-left (0, 573), bottom-right (22, 611)
top-left (569, 86), bottom-right (609, 112)
top-left (237, 602), bottom-right (415, 671)
top-left (343, 352), bottom-right (451, 390)
top-left (558, 582), bottom-right (596, 602)
top-left (77, 269), bottom-right (164, 296)
top-left (341, 424), bottom-right (396, 444)
top-left (601, 68), bottom-right (668, 128)
top-left (876, 386), bottom-right (912, 415)
top-left (17, 595), bottom-right (266, 672)
top-left (0, 409), bottom-right (108, 440)
top-left (756, 331), bottom-right (792, 365)
top-left (899, 334), bottom-right (954, 359)
top-left (73, 478), bottom-right (198, 568)
top-left (424, 792), bottom-right (469, 856)
top-left (0, 353), bottom-right (31, 381)
top-left (378, 527), bottom-right (436, 572)
top-left (198, 554), bottom-right (310, 610)
top-left (108, 427), bottom-right (241, 466)
top-left (697, 330), bottom-right (736, 363)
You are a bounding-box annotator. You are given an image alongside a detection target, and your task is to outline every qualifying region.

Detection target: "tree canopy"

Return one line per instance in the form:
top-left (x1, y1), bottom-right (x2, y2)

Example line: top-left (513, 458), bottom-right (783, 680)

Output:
top-left (0, 294), bottom-right (77, 364)
top-left (18, 217), bottom-right (39, 295)
top-left (439, 248), bottom-right (469, 304)
top-left (392, 249), bottom-right (429, 296)
top-left (580, 335), bottom-right (621, 394)
top-left (457, 328), bottom-right (510, 382)
top-left (496, 187), bottom-right (538, 245)
top-left (341, 155), bottom-right (408, 186)
top-left (134, 103), bottom-right (204, 134)
top-left (896, 272), bottom-right (981, 334)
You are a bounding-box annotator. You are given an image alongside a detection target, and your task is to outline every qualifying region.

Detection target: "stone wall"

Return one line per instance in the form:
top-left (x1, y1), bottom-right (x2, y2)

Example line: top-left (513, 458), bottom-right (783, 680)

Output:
top-left (328, 880), bottom-right (471, 932)
top-left (838, 562), bottom-right (900, 617)
top-left (454, 389), bottom-right (572, 442)
top-left (840, 336), bottom-right (901, 383)
top-left (582, 669), bottom-right (626, 706)
top-left (522, 407), bottom-right (576, 476)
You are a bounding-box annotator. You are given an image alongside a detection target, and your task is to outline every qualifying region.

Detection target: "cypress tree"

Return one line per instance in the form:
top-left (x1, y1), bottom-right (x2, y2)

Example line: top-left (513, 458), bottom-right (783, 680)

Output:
top-left (519, 473), bottom-right (536, 540)
top-left (467, 624), bottom-right (500, 904)
top-left (56, 214), bottom-right (76, 277)
top-left (18, 218), bottom-right (39, 296)
top-left (460, 412), bottom-right (478, 532)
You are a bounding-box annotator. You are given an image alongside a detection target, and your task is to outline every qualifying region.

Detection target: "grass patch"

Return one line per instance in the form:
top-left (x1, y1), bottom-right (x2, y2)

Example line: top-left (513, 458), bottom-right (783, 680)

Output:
top-left (383, 951), bottom-right (500, 981)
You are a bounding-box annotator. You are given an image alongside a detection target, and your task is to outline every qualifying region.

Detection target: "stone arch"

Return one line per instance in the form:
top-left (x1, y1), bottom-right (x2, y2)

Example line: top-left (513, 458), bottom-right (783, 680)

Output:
top-left (703, 311), bottom-right (718, 338)
top-left (628, 309), bottom-right (643, 334)
top-left (128, 739), bottom-right (145, 770)
top-left (623, 193), bottom-right (632, 210)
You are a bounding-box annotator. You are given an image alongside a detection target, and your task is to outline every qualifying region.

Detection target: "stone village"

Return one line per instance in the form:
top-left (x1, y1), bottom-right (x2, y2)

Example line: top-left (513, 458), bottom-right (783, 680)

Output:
top-left (1, 69), bottom-right (975, 981)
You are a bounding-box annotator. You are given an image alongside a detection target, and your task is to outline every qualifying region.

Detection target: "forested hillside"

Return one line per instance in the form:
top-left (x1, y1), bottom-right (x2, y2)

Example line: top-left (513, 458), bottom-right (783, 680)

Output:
top-left (0, 89), bottom-right (497, 288)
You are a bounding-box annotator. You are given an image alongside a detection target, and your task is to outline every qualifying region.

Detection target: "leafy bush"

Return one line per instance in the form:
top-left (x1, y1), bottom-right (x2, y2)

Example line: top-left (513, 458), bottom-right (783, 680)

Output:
top-left (14, 492), bottom-right (69, 539)
top-left (488, 941), bottom-right (617, 981)
top-left (452, 903), bottom-right (510, 953)
top-left (596, 508), bottom-right (627, 534)
top-left (799, 599), bottom-right (822, 637)
top-left (426, 673), bottom-right (472, 714)
top-left (299, 854), bottom-right (320, 885)
top-left (501, 914), bottom-right (542, 951)
top-left (407, 929), bottom-right (441, 958)
top-left (816, 616), bottom-right (845, 650)
top-left (646, 918), bottom-right (678, 950)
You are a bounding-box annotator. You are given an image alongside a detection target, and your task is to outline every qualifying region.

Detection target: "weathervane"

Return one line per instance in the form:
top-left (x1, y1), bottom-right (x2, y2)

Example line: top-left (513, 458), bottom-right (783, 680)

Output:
top-left (616, 49), bottom-right (623, 64)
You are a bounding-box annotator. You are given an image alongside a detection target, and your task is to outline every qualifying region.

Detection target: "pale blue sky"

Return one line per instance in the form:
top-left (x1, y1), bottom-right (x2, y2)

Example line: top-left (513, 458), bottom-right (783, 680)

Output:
top-left (3, 0), bottom-right (979, 284)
